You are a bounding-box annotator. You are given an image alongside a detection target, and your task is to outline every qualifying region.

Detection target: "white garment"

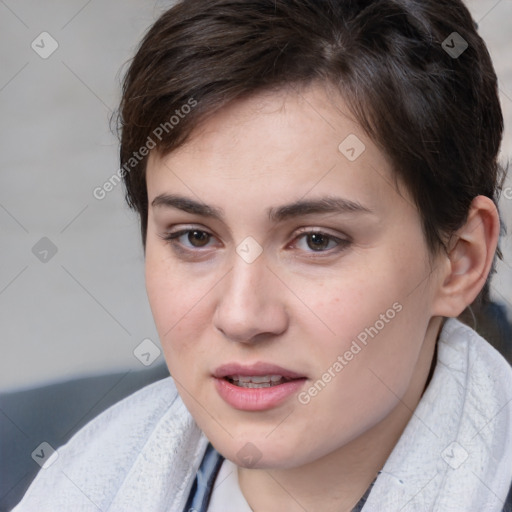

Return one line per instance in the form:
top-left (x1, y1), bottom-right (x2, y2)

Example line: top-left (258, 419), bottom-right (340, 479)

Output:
top-left (13, 318), bottom-right (512, 511)
top-left (208, 458), bottom-right (253, 512)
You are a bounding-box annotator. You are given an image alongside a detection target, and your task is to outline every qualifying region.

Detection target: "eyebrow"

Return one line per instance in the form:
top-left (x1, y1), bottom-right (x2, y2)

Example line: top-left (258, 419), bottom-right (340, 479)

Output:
top-left (151, 194), bottom-right (374, 223)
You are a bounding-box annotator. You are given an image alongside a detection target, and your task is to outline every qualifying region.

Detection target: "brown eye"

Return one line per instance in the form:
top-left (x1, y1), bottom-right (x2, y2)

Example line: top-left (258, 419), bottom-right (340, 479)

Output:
top-left (160, 229), bottom-right (215, 250)
top-left (292, 229), bottom-right (351, 256)
top-left (306, 233), bottom-right (332, 251)
top-left (187, 230), bottom-right (211, 247)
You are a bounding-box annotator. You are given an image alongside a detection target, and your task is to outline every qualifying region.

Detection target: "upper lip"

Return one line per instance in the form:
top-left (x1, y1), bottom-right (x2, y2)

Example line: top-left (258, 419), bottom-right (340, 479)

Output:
top-left (213, 362), bottom-right (306, 379)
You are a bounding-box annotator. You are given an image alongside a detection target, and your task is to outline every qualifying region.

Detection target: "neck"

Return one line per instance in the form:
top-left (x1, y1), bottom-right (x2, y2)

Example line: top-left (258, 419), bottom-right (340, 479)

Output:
top-left (237, 317), bottom-right (443, 512)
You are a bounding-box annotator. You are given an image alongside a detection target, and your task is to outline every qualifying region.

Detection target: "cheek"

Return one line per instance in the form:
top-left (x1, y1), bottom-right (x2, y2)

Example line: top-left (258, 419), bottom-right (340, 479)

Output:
top-left (145, 252), bottom-right (212, 363)
top-left (304, 255), bottom-right (431, 390)
top-left (304, 268), bottom-right (398, 345)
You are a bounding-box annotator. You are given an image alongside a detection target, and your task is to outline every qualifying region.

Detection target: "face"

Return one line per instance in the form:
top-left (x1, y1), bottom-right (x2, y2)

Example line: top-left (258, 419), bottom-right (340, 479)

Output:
top-left (144, 83), bottom-right (443, 469)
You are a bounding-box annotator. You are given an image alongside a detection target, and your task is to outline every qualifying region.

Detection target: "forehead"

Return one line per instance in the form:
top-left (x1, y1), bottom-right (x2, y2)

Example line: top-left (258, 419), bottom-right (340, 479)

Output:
top-left (146, 83), bottom-right (412, 222)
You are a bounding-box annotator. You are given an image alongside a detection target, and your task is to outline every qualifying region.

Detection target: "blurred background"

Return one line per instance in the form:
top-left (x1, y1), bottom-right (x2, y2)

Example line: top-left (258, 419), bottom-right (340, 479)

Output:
top-left (1, 0), bottom-right (171, 393)
top-left (0, 0), bottom-right (511, 508)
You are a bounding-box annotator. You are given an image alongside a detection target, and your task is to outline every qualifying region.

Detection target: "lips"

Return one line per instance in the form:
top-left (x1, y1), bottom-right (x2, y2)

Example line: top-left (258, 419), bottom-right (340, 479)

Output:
top-left (212, 362), bottom-right (307, 410)
top-left (213, 362), bottom-right (306, 380)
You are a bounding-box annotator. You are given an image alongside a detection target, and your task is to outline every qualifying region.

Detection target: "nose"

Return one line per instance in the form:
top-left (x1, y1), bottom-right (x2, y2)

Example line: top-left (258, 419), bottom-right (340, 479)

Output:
top-left (213, 255), bottom-right (289, 344)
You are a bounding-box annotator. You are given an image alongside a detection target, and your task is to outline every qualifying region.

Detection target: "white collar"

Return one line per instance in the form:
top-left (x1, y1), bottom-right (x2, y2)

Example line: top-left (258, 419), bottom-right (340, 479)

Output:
top-left (208, 458), bottom-right (253, 512)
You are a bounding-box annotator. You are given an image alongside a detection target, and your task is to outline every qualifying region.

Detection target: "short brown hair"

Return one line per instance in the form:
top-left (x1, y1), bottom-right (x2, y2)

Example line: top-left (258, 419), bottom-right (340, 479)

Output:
top-left (117, 0), bottom-right (506, 302)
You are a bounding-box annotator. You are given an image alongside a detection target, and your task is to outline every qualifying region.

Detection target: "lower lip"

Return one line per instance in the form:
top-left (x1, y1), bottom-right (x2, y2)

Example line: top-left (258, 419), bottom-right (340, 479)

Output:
top-left (213, 377), bottom-right (307, 411)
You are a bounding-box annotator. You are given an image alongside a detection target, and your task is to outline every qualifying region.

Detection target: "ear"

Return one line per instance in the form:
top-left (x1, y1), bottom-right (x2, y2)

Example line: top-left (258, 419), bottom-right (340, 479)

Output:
top-left (432, 195), bottom-right (500, 317)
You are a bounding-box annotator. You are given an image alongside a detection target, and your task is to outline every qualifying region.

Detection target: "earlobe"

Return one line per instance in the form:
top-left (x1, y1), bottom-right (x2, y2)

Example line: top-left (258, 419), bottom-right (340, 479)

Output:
top-left (432, 196), bottom-right (500, 318)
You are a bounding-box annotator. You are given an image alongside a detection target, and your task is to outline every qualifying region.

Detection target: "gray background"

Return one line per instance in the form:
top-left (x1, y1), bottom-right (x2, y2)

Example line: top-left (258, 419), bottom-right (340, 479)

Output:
top-left (1, 0), bottom-right (511, 392)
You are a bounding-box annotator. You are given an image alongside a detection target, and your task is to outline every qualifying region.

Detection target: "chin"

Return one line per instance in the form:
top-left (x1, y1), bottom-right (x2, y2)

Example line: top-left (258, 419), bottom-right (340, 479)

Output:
top-left (209, 434), bottom-right (314, 471)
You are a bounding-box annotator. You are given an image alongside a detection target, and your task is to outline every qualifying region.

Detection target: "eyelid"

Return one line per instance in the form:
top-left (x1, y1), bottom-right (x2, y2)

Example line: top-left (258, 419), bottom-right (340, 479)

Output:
top-left (293, 226), bottom-right (347, 238)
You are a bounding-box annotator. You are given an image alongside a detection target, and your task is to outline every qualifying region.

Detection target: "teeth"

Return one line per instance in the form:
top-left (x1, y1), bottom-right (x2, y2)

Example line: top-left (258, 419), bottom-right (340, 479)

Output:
top-left (236, 381), bottom-right (275, 388)
top-left (234, 374), bottom-right (284, 383)
top-left (227, 375), bottom-right (291, 387)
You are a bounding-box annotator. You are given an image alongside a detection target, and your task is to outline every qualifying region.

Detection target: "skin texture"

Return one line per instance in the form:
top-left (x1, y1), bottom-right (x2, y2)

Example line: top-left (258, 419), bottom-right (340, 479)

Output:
top-left (144, 83), bottom-right (499, 511)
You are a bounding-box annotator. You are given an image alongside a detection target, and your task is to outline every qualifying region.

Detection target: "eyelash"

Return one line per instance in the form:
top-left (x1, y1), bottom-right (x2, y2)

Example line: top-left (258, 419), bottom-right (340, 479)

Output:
top-left (158, 226), bottom-right (351, 258)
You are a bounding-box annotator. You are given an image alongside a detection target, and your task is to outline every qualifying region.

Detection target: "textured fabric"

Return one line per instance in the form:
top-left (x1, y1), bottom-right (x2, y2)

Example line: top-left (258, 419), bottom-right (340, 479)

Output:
top-left (361, 319), bottom-right (512, 511)
top-left (13, 379), bottom-right (209, 512)
top-left (12, 318), bottom-right (512, 511)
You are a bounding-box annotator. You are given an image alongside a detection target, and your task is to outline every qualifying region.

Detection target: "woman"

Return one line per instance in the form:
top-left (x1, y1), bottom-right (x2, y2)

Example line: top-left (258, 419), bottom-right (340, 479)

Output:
top-left (14, 0), bottom-right (512, 510)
